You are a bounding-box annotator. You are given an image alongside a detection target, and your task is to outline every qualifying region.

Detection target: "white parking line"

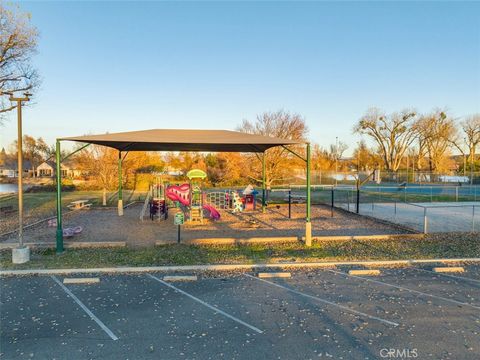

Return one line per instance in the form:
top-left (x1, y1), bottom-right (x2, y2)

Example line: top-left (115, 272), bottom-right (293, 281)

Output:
top-left (51, 276), bottom-right (119, 341)
top-left (328, 269), bottom-right (480, 310)
top-left (412, 267), bottom-right (480, 285)
top-left (147, 274), bottom-right (263, 334)
top-left (244, 274), bottom-right (399, 327)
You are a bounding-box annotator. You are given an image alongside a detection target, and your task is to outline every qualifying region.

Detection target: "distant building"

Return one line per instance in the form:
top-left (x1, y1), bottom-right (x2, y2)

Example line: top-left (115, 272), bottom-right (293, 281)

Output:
top-left (36, 160), bottom-right (82, 178)
top-left (0, 160), bottom-right (33, 178)
top-left (0, 166), bottom-right (15, 178)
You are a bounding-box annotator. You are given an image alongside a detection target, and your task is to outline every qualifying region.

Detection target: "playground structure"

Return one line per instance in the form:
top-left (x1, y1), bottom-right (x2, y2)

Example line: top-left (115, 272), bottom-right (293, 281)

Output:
top-left (140, 177), bottom-right (168, 222)
top-left (140, 169), bottom-right (261, 225)
top-left (165, 169), bottom-right (221, 224)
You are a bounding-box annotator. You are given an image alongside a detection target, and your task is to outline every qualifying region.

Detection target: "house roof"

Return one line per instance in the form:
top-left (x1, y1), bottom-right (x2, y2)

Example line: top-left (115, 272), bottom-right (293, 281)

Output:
top-left (1, 159), bottom-right (32, 171)
top-left (61, 129), bottom-right (303, 153)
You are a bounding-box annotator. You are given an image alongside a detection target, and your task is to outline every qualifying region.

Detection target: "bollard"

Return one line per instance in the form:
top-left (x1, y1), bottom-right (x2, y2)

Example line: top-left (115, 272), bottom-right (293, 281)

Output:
top-left (423, 207), bottom-right (428, 234)
top-left (473, 205), bottom-right (476, 232)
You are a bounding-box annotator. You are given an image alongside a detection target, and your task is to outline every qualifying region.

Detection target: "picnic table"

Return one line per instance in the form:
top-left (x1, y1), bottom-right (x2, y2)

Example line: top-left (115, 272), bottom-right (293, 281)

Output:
top-left (67, 199), bottom-right (92, 210)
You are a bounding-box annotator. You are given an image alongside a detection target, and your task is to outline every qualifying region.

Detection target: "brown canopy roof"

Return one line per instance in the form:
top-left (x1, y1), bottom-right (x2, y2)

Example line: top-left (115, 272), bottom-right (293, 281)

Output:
top-left (61, 129), bottom-right (303, 153)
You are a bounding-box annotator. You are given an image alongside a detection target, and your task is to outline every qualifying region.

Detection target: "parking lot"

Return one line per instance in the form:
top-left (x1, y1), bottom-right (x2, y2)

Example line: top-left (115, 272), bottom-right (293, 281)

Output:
top-left (1, 265), bottom-right (479, 359)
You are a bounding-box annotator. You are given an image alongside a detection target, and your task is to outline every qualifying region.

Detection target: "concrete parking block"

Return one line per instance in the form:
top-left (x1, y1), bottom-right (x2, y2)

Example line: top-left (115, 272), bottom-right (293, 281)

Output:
top-left (163, 275), bottom-right (198, 281)
top-left (63, 277), bottom-right (100, 284)
top-left (433, 267), bottom-right (465, 273)
top-left (257, 272), bottom-right (291, 278)
top-left (348, 269), bottom-right (381, 276)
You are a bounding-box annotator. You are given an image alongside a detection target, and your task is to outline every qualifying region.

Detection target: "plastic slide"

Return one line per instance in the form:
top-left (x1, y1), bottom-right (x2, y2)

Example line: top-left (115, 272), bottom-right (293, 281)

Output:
top-left (203, 204), bottom-right (221, 220)
top-left (166, 184), bottom-right (190, 206)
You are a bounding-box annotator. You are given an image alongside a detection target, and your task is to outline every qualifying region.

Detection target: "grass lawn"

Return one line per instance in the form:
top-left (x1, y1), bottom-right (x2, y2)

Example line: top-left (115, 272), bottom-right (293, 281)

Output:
top-left (0, 190), bottom-right (143, 210)
top-left (1, 233), bottom-right (479, 270)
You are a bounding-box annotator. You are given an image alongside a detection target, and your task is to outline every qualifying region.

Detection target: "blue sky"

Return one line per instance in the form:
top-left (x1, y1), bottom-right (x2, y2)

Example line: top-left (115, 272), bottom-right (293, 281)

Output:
top-left (1, 0), bottom-right (479, 155)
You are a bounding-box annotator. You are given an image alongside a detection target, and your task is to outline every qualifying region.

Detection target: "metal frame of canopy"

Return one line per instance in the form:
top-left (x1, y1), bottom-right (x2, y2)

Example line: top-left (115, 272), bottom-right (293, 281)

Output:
top-left (55, 129), bottom-right (312, 252)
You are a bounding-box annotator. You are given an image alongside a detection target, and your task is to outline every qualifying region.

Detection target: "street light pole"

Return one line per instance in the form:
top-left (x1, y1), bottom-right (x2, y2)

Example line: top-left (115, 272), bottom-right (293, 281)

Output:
top-left (2, 91), bottom-right (31, 263)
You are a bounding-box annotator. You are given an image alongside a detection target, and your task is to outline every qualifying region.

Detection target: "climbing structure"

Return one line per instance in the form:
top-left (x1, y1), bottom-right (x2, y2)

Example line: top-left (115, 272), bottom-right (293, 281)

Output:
top-left (186, 169), bottom-right (206, 223)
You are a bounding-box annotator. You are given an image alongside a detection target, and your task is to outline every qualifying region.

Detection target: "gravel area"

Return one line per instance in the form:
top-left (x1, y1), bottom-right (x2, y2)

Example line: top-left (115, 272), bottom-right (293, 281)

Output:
top-left (1, 203), bottom-right (406, 246)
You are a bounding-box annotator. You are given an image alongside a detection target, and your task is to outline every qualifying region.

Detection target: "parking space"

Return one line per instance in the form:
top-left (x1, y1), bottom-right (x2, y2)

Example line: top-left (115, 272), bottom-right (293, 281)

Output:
top-left (1, 265), bottom-right (479, 359)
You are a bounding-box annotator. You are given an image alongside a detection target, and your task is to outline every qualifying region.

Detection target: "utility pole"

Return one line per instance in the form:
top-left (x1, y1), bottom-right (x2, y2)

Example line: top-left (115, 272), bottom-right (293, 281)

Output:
top-left (2, 91), bottom-right (31, 263)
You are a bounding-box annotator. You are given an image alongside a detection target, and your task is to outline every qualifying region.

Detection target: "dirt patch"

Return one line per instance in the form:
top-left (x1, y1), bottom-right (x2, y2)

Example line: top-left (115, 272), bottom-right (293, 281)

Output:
top-left (1, 203), bottom-right (407, 246)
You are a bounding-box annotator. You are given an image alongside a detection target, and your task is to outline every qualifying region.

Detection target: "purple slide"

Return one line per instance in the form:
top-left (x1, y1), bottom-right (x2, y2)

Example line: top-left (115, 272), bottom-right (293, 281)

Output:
top-left (203, 204), bottom-right (221, 220)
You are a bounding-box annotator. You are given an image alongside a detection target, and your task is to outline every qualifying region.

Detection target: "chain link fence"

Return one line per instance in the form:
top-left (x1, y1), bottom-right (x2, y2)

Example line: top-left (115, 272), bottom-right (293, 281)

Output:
top-left (266, 184), bottom-right (479, 233)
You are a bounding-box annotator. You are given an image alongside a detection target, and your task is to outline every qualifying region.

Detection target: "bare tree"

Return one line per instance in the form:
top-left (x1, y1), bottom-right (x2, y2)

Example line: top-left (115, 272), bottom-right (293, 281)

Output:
top-left (0, 2), bottom-right (40, 122)
top-left (450, 114), bottom-right (480, 171)
top-left (354, 108), bottom-right (418, 171)
top-left (329, 141), bottom-right (348, 162)
top-left (461, 115), bottom-right (480, 165)
top-left (237, 110), bottom-right (308, 186)
top-left (416, 110), bottom-right (457, 172)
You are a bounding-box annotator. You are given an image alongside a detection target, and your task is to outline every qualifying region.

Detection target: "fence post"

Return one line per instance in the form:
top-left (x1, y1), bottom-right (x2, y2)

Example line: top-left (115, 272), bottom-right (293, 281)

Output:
top-left (288, 189), bottom-right (291, 219)
top-left (430, 187), bottom-right (433, 202)
top-left (331, 187), bottom-right (334, 217)
top-left (473, 205), bottom-right (476, 232)
top-left (423, 207), bottom-right (428, 234)
top-left (356, 188), bottom-right (360, 214)
top-left (455, 186), bottom-right (458, 202)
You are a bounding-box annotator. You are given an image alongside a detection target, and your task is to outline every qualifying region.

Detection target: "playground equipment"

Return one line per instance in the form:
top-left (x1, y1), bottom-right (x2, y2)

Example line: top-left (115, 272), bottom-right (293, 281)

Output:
top-left (140, 176), bottom-right (168, 221)
top-left (230, 191), bottom-right (243, 213)
top-left (165, 169), bottom-right (221, 224)
top-left (242, 185), bottom-right (258, 211)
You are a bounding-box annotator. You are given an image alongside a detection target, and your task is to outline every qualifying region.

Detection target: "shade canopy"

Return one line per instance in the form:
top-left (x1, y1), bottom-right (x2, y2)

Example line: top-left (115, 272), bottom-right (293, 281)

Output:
top-left (61, 129), bottom-right (303, 153)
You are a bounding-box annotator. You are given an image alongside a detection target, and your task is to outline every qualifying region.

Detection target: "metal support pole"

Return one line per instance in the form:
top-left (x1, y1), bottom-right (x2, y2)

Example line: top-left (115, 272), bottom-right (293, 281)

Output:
top-left (423, 207), bottom-right (428, 234)
top-left (55, 140), bottom-right (64, 253)
top-left (305, 143), bottom-right (312, 246)
top-left (356, 188), bottom-right (360, 214)
top-left (118, 151), bottom-right (123, 216)
top-left (331, 187), bottom-right (334, 217)
top-left (288, 189), bottom-right (291, 219)
top-left (262, 152), bottom-right (266, 213)
top-left (16, 100), bottom-right (24, 248)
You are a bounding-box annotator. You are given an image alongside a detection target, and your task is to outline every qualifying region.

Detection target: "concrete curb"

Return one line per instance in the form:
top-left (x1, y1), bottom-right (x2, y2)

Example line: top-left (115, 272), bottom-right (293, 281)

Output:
top-left (156, 233), bottom-right (424, 246)
top-left (1, 258), bottom-right (479, 276)
top-left (0, 241), bottom-right (126, 250)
